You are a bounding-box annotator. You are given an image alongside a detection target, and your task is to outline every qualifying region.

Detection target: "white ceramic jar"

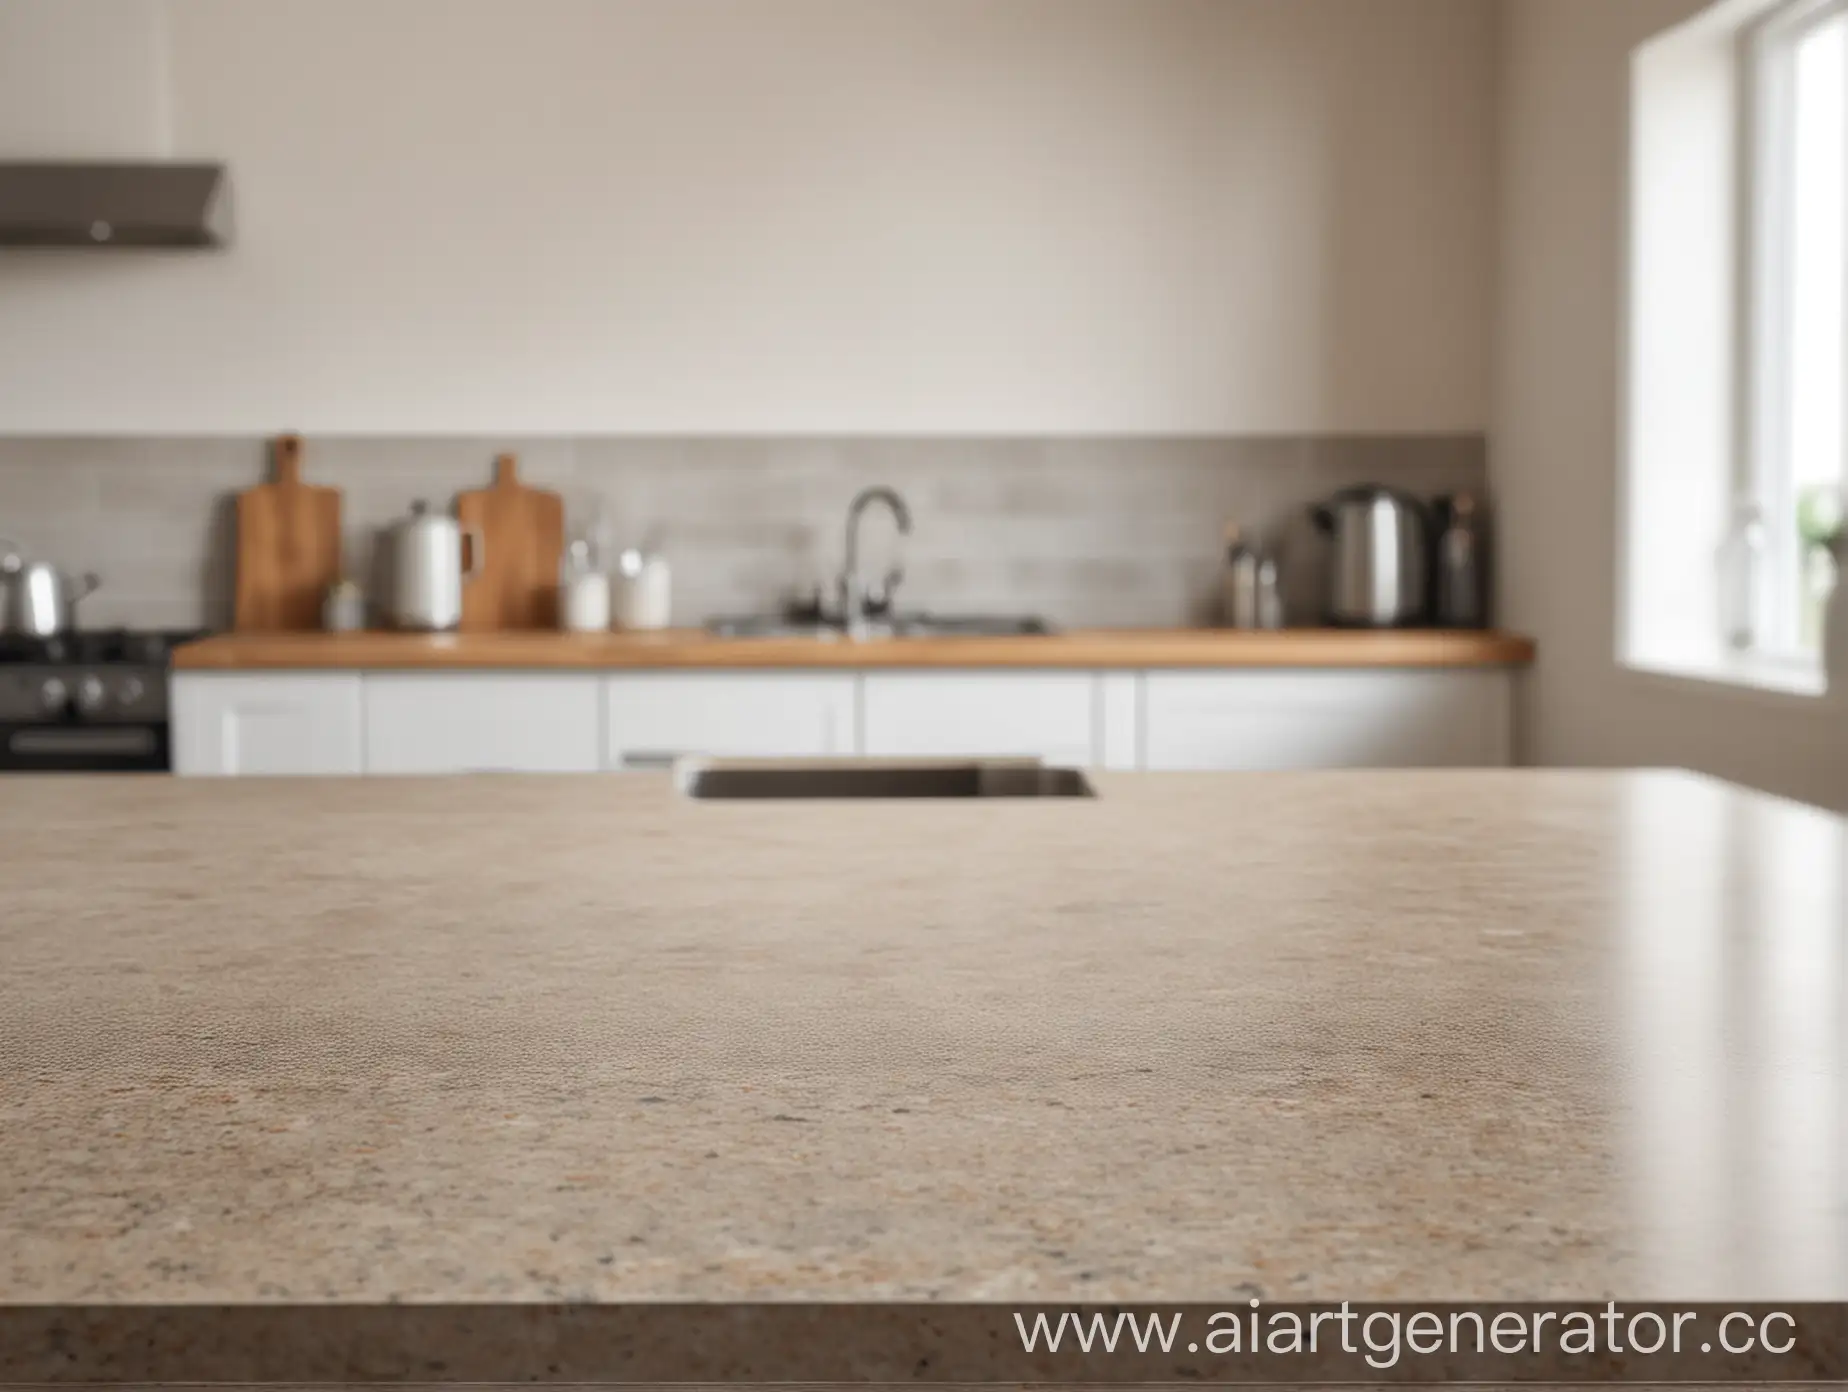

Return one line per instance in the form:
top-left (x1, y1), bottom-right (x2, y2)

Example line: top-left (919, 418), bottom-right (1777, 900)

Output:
top-left (561, 573), bottom-right (611, 632)
top-left (613, 549), bottom-right (672, 630)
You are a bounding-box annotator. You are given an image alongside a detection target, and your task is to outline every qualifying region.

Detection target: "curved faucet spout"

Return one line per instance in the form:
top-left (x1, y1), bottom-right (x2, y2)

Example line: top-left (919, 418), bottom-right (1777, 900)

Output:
top-left (842, 486), bottom-right (914, 633)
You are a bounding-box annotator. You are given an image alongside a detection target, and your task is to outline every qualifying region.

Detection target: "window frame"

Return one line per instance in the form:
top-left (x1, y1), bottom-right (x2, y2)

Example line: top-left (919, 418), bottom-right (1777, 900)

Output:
top-left (1739, 0), bottom-right (1848, 663)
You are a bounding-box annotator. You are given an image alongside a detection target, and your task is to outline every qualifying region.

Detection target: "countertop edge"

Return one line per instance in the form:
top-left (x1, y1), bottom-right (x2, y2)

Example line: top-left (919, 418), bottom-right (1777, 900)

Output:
top-left (172, 629), bottom-right (1538, 671)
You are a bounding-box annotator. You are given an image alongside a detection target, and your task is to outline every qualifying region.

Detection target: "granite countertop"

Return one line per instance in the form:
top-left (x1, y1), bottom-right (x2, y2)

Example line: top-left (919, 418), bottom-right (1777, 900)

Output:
top-left (1, 769), bottom-right (1842, 1303)
top-left (171, 627), bottom-right (1537, 670)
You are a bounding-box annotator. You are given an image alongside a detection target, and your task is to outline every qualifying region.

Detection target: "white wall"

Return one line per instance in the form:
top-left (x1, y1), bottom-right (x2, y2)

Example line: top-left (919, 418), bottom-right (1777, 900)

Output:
top-left (0, 0), bottom-right (1496, 435)
top-left (1494, 0), bottom-right (1848, 810)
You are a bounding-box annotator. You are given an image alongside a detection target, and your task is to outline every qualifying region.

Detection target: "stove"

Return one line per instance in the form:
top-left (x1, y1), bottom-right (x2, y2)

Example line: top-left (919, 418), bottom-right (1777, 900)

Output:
top-left (0, 629), bottom-right (204, 772)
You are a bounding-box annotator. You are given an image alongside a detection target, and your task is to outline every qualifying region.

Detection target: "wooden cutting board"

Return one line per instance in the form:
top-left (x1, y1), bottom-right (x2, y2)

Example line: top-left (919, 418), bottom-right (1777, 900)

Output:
top-left (456, 453), bottom-right (564, 630)
top-left (234, 435), bottom-right (342, 632)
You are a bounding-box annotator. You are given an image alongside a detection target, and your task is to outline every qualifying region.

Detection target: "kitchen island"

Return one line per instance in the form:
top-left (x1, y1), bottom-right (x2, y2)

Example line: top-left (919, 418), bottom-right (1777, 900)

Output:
top-left (2, 769), bottom-right (1842, 1312)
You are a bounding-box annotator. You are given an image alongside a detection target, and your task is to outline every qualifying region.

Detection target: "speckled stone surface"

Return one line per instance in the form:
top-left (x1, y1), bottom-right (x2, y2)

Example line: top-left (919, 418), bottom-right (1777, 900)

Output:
top-left (1, 769), bottom-right (1843, 1302)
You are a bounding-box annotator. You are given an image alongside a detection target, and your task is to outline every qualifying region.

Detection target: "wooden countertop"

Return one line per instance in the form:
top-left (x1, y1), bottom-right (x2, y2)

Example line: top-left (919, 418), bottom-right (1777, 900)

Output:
top-left (173, 627), bottom-right (1536, 671)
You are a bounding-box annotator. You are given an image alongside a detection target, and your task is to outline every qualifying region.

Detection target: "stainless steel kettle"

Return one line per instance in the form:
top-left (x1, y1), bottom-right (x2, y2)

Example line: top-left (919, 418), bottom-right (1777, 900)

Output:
top-left (1309, 486), bottom-right (1432, 628)
top-left (0, 542), bottom-right (102, 636)
top-left (383, 502), bottom-right (480, 632)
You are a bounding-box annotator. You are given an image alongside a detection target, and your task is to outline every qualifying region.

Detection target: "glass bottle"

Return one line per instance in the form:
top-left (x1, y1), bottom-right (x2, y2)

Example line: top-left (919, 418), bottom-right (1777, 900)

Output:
top-left (1220, 522), bottom-right (1264, 630)
top-left (1435, 493), bottom-right (1488, 629)
top-left (1716, 500), bottom-right (1766, 652)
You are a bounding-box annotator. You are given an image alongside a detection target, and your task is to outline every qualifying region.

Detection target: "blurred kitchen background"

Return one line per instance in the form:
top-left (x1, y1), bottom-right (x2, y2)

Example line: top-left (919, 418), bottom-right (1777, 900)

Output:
top-left (0, 0), bottom-right (1843, 805)
top-left (0, 435), bottom-right (1484, 632)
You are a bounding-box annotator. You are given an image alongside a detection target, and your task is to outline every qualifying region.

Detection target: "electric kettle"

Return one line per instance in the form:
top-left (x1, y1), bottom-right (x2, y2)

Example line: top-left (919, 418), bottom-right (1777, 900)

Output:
top-left (1309, 486), bottom-right (1433, 628)
top-left (384, 502), bottom-right (480, 631)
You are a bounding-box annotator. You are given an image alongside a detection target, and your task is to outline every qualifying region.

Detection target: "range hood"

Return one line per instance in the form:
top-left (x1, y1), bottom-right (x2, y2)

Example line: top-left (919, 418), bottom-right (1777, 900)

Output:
top-left (0, 161), bottom-right (231, 249)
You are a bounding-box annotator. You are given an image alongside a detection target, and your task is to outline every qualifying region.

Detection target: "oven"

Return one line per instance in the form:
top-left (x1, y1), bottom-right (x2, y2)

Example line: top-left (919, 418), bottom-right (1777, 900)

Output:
top-left (0, 630), bottom-right (197, 774)
top-left (0, 721), bottom-right (171, 773)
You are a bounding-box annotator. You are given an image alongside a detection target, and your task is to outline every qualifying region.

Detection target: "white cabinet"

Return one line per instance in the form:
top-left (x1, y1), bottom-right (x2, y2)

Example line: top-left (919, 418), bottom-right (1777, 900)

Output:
top-left (1142, 670), bottom-right (1513, 770)
top-left (861, 672), bottom-right (1098, 765)
top-left (363, 674), bottom-right (602, 774)
top-left (603, 673), bottom-right (856, 769)
top-left (174, 664), bottom-right (1517, 777)
top-left (1096, 673), bottom-right (1142, 771)
top-left (173, 674), bottom-right (364, 777)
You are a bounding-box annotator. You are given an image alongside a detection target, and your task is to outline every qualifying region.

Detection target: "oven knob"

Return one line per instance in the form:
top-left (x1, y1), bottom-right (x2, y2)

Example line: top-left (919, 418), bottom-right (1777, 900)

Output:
top-left (116, 675), bottom-right (146, 707)
top-left (75, 674), bottom-right (108, 715)
top-left (37, 676), bottom-right (69, 714)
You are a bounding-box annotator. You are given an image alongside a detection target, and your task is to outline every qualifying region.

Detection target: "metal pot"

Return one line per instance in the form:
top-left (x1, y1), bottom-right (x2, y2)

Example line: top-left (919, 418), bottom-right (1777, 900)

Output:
top-left (1309, 485), bottom-right (1433, 628)
top-left (0, 544), bottom-right (101, 636)
top-left (383, 502), bottom-right (480, 632)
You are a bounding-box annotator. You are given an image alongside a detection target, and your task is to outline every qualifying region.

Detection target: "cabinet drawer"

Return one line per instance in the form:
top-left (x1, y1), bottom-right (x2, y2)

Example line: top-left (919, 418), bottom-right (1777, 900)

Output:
top-left (861, 672), bottom-right (1097, 765)
top-left (173, 674), bottom-right (363, 777)
top-left (1144, 670), bottom-right (1509, 770)
top-left (603, 673), bottom-right (856, 769)
top-left (363, 674), bottom-right (601, 774)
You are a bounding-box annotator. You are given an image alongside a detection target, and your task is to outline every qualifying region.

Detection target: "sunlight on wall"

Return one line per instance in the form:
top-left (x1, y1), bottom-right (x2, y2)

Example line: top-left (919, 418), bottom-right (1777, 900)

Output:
top-left (1621, 14), bottom-right (1738, 677)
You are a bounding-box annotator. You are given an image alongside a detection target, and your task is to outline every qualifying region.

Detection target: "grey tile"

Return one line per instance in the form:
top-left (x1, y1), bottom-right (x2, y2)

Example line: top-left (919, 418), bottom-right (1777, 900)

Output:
top-left (0, 434), bottom-right (1487, 630)
top-left (0, 473), bottom-right (98, 535)
top-left (305, 436), bottom-right (576, 486)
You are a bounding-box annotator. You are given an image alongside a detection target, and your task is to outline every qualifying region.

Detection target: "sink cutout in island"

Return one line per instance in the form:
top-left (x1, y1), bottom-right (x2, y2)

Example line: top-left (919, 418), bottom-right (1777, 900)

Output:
top-left (677, 758), bottom-right (1095, 800)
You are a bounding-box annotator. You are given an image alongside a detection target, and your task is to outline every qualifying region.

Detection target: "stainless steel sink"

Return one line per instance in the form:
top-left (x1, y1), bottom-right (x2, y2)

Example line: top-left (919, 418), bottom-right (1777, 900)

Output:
top-left (706, 613), bottom-right (1053, 639)
top-left (705, 616), bottom-right (850, 640)
top-left (677, 758), bottom-right (1095, 800)
top-left (896, 614), bottom-right (1053, 637)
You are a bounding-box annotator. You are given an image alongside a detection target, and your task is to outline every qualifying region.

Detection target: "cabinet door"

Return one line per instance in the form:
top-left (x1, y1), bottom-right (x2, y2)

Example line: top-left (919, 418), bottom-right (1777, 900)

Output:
top-left (1144, 670), bottom-right (1512, 770)
top-left (603, 673), bottom-right (856, 769)
top-left (172, 674), bottom-right (364, 777)
top-left (860, 672), bottom-right (1098, 765)
top-left (363, 674), bottom-right (601, 774)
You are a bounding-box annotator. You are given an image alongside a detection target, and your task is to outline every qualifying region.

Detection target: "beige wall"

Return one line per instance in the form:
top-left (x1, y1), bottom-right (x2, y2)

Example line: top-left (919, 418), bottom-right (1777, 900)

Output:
top-left (1494, 0), bottom-right (1848, 809)
top-left (0, 0), bottom-right (1495, 435)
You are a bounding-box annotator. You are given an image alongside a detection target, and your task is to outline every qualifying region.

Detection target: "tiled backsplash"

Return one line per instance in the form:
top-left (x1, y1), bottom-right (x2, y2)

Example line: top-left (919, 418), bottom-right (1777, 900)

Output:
top-left (0, 436), bottom-right (1486, 630)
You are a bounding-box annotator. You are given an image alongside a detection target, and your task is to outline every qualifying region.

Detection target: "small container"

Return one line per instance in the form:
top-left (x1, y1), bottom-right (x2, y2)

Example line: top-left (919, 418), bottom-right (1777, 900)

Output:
top-left (559, 540), bottom-right (611, 633)
top-left (1435, 493), bottom-right (1490, 630)
top-left (1714, 498), bottom-right (1764, 651)
top-left (613, 548), bottom-right (672, 631)
top-left (1825, 536), bottom-right (1848, 690)
top-left (1219, 523), bottom-right (1265, 629)
top-left (322, 577), bottom-right (367, 632)
top-left (1255, 556), bottom-right (1285, 630)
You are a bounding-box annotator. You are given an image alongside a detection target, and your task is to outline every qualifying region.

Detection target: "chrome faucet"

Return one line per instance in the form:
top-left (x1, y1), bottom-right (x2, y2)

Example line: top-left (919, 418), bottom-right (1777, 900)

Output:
top-left (840, 486), bottom-right (913, 636)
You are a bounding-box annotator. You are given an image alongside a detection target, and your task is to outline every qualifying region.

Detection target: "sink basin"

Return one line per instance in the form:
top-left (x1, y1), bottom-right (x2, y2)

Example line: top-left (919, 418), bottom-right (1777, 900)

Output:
top-left (706, 613), bottom-right (1053, 639)
top-left (705, 617), bottom-right (849, 639)
top-left (677, 758), bottom-right (1095, 800)
top-left (889, 614), bottom-right (1054, 637)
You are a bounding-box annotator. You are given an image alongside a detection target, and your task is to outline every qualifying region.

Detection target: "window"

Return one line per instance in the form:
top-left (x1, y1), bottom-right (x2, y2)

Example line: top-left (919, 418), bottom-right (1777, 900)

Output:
top-left (1739, 0), bottom-right (1848, 663)
top-left (1623, 0), bottom-right (1847, 692)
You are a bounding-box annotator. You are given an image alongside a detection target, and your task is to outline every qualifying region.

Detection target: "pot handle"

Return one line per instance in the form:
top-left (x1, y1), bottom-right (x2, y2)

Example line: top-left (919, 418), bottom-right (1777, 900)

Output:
top-left (1309, 505), bottom-right (1335, 535)
top-left (72, 572), bottom-right (101, 601)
